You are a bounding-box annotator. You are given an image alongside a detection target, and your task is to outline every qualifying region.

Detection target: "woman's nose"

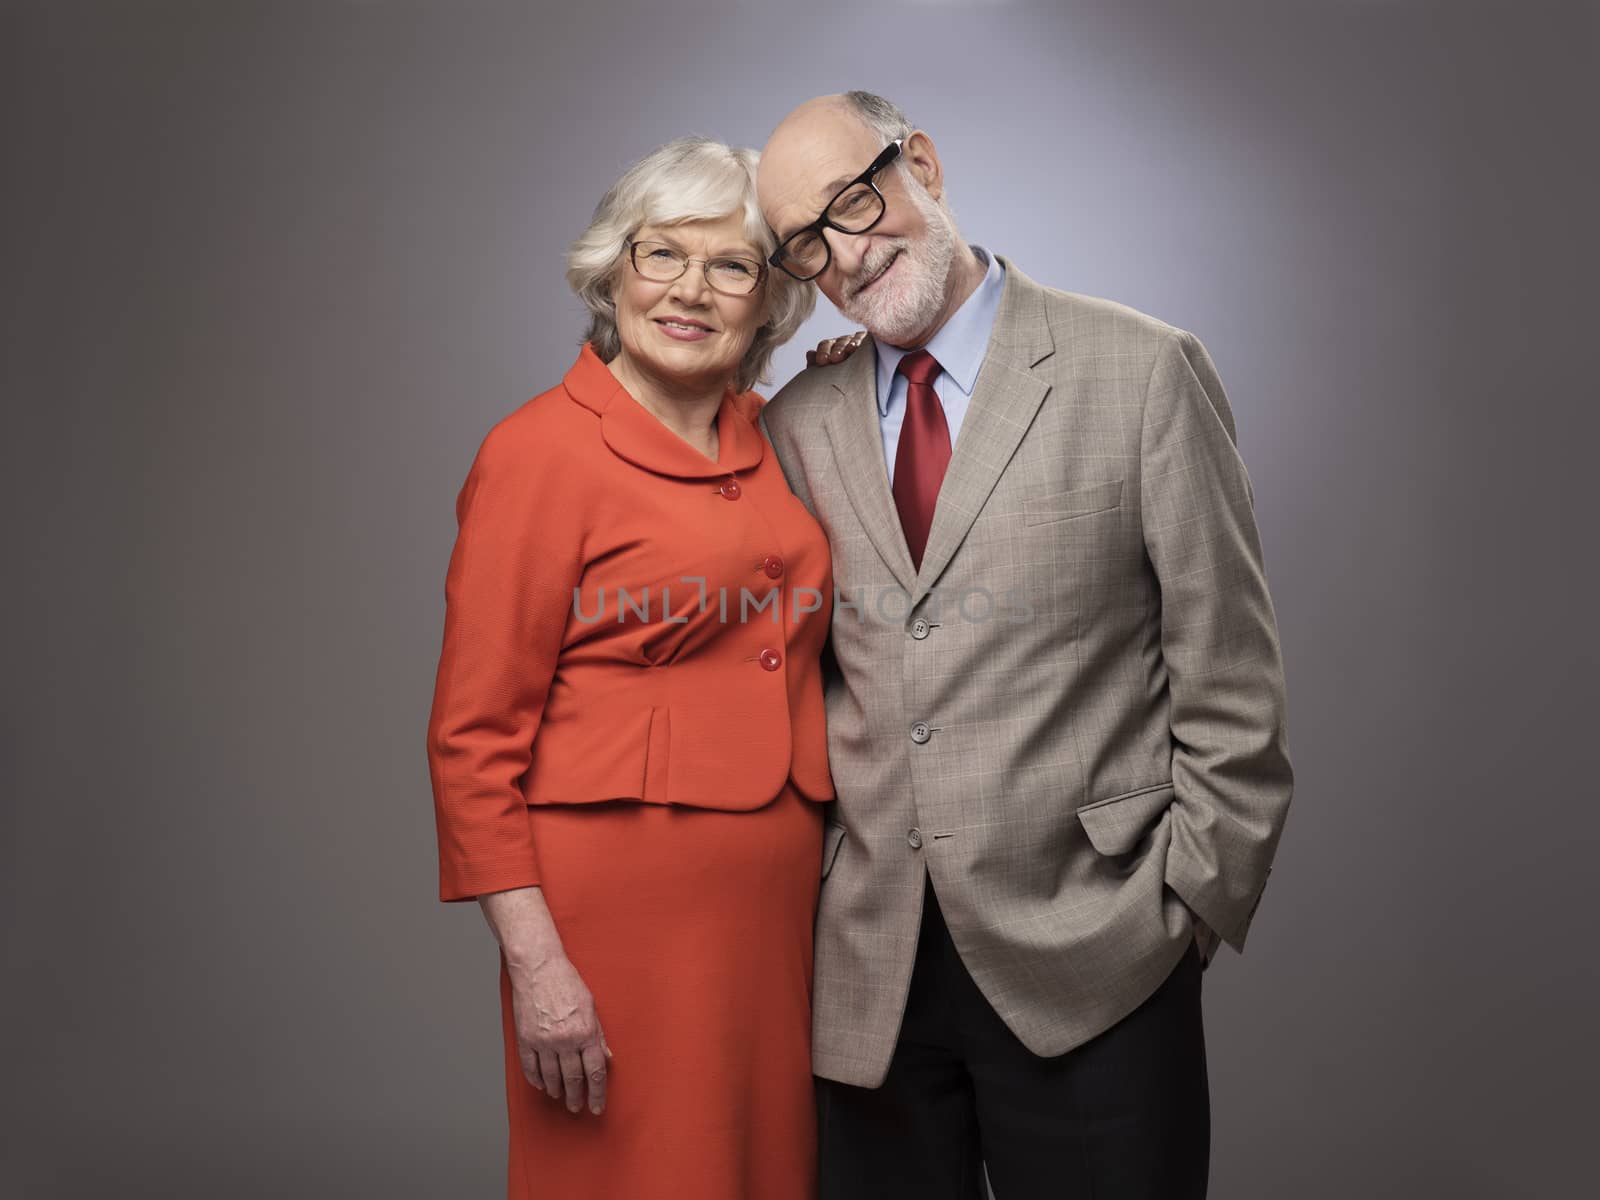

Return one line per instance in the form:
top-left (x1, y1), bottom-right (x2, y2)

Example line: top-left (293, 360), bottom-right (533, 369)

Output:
top-left (667, 266), bottom-right (711, 303)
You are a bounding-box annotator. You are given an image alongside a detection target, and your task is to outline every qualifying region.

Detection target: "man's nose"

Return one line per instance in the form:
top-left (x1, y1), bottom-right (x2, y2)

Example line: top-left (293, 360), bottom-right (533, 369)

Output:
top-left (822, 226), bottom-right (868, 278)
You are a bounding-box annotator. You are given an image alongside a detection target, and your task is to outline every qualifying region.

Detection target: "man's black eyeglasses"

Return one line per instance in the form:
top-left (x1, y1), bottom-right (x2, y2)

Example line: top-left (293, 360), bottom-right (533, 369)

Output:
top-left (768, 139), bottom-right (903, 282)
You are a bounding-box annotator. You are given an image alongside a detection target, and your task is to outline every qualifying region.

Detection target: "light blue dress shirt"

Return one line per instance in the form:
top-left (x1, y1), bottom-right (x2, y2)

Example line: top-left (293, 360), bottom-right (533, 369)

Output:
top-left (874, 245), bottom-right (1006, 482)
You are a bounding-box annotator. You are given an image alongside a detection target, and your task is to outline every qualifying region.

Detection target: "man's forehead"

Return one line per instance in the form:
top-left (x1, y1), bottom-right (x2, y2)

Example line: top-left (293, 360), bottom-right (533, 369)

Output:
top-left (765, 132), bottom-right (880, 220)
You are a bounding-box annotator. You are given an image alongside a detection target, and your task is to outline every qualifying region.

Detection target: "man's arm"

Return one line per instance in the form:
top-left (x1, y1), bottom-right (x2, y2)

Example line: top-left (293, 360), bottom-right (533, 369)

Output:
top-left (1140, 330), bottom-right (1294, 954)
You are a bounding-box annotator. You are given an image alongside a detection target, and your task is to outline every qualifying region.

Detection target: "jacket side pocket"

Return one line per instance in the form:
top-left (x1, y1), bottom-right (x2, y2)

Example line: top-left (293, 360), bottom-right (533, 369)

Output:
top-left (821, 823), bottom-right (847, 879)
top-left (1076, 781), bottom-right (1175, 856)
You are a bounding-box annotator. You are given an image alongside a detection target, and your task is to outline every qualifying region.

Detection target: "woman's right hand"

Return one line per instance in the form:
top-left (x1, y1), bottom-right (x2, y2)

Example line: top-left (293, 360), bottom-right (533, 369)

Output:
top-left (508, 951), bottom-right (612, 1116)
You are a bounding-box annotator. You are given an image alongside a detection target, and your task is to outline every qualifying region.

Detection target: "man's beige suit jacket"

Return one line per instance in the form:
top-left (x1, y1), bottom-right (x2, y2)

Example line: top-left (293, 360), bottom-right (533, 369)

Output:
top-left (761, 258), bottom-right (1294, 1087)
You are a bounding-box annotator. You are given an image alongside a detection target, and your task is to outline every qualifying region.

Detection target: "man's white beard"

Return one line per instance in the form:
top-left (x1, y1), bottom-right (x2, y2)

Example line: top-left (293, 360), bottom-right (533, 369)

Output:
top-left (836, 175), bottom-right (960, 346)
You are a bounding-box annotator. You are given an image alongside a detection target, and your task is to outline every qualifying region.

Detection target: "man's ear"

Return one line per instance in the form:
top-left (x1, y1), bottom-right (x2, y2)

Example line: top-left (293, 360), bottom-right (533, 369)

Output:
top-left (900, 129), bottom-right (944, 200)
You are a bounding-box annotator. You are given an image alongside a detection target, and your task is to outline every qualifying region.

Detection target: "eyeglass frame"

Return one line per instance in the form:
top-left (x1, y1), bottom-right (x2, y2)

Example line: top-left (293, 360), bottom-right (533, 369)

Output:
top-left (767, 139), bottom-right (904, 282)
top-left (623, 237), bottom-right (768, 296)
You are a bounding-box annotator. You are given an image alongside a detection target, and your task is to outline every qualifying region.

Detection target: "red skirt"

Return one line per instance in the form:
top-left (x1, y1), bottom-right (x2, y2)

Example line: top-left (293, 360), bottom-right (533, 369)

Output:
top-left (498, 783), bottom-right (824, 1199)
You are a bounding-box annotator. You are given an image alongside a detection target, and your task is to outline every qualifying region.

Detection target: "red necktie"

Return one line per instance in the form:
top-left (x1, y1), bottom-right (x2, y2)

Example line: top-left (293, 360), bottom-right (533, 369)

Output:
top-left (891, 349), bottom-right (951, 571)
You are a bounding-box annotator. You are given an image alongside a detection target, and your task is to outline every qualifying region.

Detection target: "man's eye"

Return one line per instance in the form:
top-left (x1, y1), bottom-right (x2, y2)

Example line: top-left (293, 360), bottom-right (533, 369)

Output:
top-left (786, 233), bottom-right (821, 258)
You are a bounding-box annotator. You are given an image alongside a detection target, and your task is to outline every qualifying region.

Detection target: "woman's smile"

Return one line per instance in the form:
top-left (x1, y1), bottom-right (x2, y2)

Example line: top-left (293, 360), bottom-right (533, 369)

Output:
top-left (653, 315), bottom-right (715, 341)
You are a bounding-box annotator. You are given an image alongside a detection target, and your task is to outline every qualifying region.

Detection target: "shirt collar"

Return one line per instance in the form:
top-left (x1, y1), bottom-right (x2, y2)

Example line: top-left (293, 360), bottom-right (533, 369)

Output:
top-left (874, 244), bottom-right (1006, 415)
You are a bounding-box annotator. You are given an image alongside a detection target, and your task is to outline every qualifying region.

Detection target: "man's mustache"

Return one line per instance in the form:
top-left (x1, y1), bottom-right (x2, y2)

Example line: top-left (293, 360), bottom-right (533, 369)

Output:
top-left (844, 241), bottom-right (909, 300)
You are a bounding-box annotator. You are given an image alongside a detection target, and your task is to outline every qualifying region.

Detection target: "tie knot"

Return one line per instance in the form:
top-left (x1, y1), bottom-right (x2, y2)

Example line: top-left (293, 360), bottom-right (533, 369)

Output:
top-left (896, 349), bottom-right (942, 388)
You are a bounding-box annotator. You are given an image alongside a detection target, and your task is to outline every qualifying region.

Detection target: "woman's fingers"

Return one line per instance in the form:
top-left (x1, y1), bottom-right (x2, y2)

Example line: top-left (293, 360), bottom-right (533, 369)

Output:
top-left (809, 330), bottom-right (868, 366)
top-left (558, 1048), bottom-right (588, 1114)
top-left (827, 332), bottom-right (866, 362)
top-left (537, 1049), bottom-right (564, 1099)
top-left (521, 1044), bottom-right (544, 1092)
top-left (580, 1042), bottom-right (609, 1115)
top-left (527, 1040), bottom-right (609, 1115)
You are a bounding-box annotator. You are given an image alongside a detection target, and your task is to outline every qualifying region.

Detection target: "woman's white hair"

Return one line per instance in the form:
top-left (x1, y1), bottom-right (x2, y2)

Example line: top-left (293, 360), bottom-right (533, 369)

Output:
top-left (566, 137), bottom-right (815, 393)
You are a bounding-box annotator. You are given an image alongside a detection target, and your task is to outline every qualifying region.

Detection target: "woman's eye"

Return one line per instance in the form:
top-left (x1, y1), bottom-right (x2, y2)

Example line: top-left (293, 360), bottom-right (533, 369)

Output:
top-left (646, 248), bottom-right (678, 261)
top-left (713, 260), bottom-right (755, 277)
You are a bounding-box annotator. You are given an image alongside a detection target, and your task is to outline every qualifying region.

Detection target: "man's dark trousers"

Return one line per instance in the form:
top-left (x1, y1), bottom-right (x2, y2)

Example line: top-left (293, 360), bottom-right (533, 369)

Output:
top-left (816, 878), bottom-right (1211, 1199)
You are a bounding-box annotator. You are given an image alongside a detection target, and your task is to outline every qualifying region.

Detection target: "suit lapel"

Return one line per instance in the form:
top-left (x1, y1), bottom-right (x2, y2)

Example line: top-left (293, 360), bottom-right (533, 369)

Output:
top-left (912, 259), bottom-right (1055, 605)
top-left (822, 343), bottom-right (919, 597)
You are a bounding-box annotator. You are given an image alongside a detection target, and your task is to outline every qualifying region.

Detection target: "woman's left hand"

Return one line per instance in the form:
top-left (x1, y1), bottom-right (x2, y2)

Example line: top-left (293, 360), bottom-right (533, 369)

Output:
top-left (806, 330), bottom-right (868, 367)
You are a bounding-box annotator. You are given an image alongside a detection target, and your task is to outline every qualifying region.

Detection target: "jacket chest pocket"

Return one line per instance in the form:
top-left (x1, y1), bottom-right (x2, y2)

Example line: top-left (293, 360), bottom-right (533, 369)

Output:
top-left (1023, 479), bottom-right (1123, 526)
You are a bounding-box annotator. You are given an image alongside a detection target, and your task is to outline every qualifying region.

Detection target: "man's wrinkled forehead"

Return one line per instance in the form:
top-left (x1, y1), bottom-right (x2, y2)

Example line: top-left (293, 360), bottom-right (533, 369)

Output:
top-left (761, 112), bottom-right (881, 234)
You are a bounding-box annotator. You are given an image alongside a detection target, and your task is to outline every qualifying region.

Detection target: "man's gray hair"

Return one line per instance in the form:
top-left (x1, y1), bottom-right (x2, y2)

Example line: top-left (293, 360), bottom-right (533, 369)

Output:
top-left (840, 91), bottom-right (956, 218)
top-left (565, 136), bottom-right (815, 393)
top-left (838, 91), bottom-right (947, 206)
top-left (841, 91), bottom-right (915, 144)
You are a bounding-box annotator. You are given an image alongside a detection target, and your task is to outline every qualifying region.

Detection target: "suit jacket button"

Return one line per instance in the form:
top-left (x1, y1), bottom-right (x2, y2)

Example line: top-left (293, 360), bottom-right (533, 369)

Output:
top-left (759, 648), bottom-right (783, 671)
top-left (906, 828), bottom-right (923, 849)
top-left (719, 477), bottom-right (742, 500)
top-left (910, 618), bottom-right (930, 640)
top-left (762, 554), bottom-right (784, 578)
top-left (910, 722), bottom-right (931, 744)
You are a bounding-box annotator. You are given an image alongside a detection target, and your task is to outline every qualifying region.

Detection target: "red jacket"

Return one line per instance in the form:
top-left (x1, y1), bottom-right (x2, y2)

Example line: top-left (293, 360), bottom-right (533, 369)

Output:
top-left (426, 343), bottom-right (835, 901)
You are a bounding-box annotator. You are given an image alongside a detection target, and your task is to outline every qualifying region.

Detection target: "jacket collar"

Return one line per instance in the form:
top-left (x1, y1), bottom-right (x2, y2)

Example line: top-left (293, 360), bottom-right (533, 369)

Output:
top-left (562, 342), bottom-right (765, 479)
top-left (820, 255), bottom-right (1055, 600)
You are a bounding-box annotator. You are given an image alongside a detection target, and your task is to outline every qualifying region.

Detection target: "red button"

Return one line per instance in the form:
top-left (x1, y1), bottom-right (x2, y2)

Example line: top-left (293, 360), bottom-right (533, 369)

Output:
top-left (718, 477), bottom-right (741, 501)
top-left (762, 555), bottom-right (784, 579)
top-left (758, 648), bottom-right (782, 671)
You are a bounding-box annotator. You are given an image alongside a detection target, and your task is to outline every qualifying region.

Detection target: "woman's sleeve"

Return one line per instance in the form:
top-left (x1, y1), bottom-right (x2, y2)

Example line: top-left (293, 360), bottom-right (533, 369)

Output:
top-left (425, 421), bottom-right (582, 902)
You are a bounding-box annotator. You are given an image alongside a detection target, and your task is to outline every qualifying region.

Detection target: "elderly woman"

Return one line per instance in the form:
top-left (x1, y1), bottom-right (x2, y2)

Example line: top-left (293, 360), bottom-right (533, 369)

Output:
top-left (425, 137), bottom-right (835, 1200)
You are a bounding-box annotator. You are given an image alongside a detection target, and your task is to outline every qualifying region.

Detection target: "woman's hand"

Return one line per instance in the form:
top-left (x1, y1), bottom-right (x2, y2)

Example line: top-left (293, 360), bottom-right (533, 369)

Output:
top-left (806, 329), bottom-right (868, 367)
top-left (509, 950), bottom-right (612, 1115)
top-left (479, 886), bottom-right (611, 1116)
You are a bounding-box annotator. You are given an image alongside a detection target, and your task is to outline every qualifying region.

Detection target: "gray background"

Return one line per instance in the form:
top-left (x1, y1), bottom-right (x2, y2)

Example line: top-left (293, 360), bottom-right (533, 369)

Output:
top-left (3, 1), bottom-right (1596, 1196)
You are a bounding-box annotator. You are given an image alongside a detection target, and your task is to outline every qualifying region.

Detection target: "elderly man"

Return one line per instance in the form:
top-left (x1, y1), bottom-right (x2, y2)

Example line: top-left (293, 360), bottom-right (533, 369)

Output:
top-left (756, 92), bottom-right (1295, 1199)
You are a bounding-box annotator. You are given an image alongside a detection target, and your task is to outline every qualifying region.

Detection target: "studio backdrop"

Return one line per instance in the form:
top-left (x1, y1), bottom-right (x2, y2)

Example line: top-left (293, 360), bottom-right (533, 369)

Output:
top-left (3, 1), bottom-right (1595, 1197)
